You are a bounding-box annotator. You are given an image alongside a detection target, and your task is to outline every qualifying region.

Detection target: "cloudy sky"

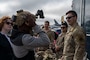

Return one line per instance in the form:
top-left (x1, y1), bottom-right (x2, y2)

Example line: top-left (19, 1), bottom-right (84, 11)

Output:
top-left (0, 0), bottom-right (72, 25)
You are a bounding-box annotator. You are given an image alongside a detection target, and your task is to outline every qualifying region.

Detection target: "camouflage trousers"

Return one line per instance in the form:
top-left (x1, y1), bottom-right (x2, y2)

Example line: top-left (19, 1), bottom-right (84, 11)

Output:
top-left (35, 49), bottom-right (58, 60)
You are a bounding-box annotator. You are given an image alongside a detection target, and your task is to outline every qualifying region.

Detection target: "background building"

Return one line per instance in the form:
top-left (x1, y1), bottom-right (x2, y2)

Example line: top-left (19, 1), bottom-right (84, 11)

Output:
top-left (72, 0), bottom-right (90, 59)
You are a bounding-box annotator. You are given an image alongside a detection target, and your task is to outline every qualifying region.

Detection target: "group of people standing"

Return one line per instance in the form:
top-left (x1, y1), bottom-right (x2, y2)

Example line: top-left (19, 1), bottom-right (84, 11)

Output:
top-left (0, 10), bottom-right (50, 60)
top-left (56, 10), bottom-right (86, 60)
top-left (0, 10), bottom-right (86, 60)
top-left (55, 10), bottom-right (86, 60)
top-left (35, 10), bottom-right (86, 60)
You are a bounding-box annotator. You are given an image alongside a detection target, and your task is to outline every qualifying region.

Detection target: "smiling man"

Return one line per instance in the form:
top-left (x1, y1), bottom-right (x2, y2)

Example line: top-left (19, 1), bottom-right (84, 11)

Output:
top-left (61, 10), bottom-right (86, 60)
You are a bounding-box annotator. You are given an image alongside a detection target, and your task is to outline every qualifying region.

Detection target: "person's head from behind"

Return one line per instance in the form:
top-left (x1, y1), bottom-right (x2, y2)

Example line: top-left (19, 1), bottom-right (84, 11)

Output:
top-left (61, 21), bottom-right (68, 33)
top-left (14, 10), bottom-right (36, 33)
top-left (0, 16), bottom-right (13, 32)
top-left (66, 10), bottom-right (77, 26)
top-left (44, 21), bottom-right (50, 28)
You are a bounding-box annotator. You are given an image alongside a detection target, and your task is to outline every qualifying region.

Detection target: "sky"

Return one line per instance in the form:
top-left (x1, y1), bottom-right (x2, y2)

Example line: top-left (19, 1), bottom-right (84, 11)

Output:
top-left (0, 0), bottom-right (72, 25)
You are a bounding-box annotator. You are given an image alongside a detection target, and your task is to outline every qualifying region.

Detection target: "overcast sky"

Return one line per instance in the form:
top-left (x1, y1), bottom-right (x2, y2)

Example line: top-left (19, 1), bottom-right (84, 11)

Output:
top-left (0, 0), bottom-right (72, 25)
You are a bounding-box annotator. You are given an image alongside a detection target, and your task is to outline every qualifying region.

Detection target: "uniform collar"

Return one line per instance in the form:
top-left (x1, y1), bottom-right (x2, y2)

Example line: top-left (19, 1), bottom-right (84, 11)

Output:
top-left (67, 23), bottom-right (78, 33)
top-left (42, 28), bottom-right (51, 33)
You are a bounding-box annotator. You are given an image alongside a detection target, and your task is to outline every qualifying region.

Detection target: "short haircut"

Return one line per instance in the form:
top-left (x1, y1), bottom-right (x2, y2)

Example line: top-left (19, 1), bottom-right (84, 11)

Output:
top-left (45, 21), bottom-right (49, 24)
top-left (66, 10), bottom-right (77, 17)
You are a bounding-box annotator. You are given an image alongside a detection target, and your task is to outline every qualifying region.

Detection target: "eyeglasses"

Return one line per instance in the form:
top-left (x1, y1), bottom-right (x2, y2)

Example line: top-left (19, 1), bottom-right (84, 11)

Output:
top-left (5, 22), bottom-right (13, 26)
top-left (66, 16), bottom-right (75, 20)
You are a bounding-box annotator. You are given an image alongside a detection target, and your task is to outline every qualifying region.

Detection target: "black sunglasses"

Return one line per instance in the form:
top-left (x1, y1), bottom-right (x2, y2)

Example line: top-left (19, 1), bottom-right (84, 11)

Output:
top-left (66, 16), bottom-right (75, 20)
top-left (5, 22), bottom-right (13, 26)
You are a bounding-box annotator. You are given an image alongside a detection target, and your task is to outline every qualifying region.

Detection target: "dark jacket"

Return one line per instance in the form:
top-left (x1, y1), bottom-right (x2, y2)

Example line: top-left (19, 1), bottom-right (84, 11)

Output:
top-left (10, 29), bottom-right (35, 60)
top-left (0, 33), bottom-right (14, 60)
top-left (10, 25), bottom-right (50, 60)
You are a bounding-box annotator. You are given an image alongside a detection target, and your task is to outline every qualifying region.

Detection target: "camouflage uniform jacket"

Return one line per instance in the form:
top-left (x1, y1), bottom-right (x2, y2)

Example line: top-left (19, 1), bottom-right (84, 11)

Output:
top-left (42, 28), bottom-right (55, 43)
top-left (35, 28), bottom-right (55, 59)
top-left (56, 33), bottom-right (66, 59)
top-left (62, 23), bottom-right (86, 60)
top-left (39, 28), bottom-right (55, 50)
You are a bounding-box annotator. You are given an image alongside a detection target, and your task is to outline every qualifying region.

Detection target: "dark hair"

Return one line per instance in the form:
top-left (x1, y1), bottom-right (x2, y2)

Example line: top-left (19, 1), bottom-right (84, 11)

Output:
top-left (61, 21), bottom-right (68, 27)
top-left (45, 21), bottom-right (49, 24)
top-left (66, 10), bottom-right (77, 17)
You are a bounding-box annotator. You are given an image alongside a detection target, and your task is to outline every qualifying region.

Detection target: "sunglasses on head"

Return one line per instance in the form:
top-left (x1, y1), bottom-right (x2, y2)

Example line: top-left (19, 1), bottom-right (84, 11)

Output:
top-left (66, 16), bottom-right (75, 20)
top-left (5, 22), bottom-right (13, 26)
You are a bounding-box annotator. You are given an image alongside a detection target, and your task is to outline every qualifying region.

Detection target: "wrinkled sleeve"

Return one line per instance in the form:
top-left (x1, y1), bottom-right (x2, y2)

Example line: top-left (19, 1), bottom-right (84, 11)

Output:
top-left (73, 29), bottom-right (86, 60)
top-left (56, 34), bottom-right (64, 48)
top-left (22, 25), bottom-right (50, 49)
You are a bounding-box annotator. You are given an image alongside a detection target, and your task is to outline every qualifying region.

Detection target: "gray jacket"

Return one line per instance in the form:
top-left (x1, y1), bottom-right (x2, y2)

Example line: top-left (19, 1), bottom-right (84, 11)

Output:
top-left (9, 25), bottom-right (50, 58)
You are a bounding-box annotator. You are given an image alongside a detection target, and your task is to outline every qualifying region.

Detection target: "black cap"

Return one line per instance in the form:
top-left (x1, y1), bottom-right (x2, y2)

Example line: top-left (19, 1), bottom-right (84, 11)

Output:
top-left (61, 21), bottom-right (68, 27)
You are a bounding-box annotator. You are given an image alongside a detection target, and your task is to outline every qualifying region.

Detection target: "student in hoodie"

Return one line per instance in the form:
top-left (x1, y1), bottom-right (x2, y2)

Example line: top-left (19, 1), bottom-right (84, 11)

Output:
top-left (10, 10), bottom-right (50, 60)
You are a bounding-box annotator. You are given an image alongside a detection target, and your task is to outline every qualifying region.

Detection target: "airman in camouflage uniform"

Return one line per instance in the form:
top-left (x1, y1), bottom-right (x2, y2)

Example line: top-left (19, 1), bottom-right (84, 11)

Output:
top-left (61, 10), bottom-right (86, 60)
top-left (55, 21), bottom-right (68, 59)
top-left (42, 21), bottom-right (55, 43)
top-left (35, 21), bottom-right (57, 60)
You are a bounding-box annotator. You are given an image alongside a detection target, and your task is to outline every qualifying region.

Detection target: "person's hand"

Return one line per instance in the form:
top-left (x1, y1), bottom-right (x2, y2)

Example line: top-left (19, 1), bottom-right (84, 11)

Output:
top-left (58, 59), bottom-right (61, 60)
top-left (55, 45), bottom-right (60, 52)
top-left (60, 56), bottom-right (64, 60)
